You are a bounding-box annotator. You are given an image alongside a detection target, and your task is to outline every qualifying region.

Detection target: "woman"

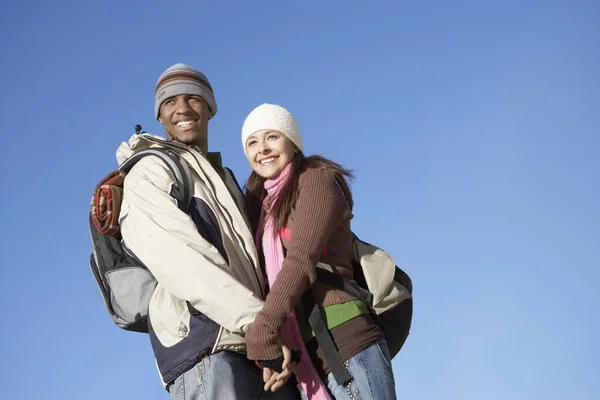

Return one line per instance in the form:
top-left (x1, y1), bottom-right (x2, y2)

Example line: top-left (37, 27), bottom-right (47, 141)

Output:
top-left (242, 103), bottom-right (397, 399)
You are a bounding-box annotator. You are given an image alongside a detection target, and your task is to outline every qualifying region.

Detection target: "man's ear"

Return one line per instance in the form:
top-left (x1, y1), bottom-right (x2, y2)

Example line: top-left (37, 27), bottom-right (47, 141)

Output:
top-left (158, 115), bottom-right (164, 124)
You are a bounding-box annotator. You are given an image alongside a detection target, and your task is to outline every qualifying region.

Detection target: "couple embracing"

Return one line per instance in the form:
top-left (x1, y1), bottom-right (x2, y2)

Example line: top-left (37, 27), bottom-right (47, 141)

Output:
top-left (115, 63), bottom-right (398, 400)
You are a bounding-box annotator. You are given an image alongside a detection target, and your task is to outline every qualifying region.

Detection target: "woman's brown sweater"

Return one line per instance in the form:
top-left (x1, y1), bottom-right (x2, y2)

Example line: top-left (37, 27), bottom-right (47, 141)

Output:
top-left (245, 168), bottom-right (383, 372)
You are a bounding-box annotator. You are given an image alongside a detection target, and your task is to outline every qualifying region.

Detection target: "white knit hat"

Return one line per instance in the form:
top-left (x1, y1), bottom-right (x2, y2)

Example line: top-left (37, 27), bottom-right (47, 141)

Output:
top-left (241, 103), bottom-right (303, 155)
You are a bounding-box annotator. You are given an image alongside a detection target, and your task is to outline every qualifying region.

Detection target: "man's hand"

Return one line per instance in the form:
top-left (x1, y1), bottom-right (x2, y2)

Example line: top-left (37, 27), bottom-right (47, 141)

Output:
top-left (263, 344), bottom-right (298, 392)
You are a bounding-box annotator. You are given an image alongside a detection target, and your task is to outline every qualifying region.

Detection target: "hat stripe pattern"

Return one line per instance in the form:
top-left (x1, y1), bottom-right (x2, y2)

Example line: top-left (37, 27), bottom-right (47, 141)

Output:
top-left (155, 71), bottom-right (213, 95)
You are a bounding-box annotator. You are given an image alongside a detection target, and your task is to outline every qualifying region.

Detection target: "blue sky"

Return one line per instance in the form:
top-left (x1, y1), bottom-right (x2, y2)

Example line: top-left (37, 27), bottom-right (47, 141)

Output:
top-left (1, 1), bottom-right (598, 399)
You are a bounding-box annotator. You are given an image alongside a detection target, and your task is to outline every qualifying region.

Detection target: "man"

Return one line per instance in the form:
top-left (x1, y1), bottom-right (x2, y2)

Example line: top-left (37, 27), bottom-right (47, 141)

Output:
top-left (117, 63), bottom-right (299, 399)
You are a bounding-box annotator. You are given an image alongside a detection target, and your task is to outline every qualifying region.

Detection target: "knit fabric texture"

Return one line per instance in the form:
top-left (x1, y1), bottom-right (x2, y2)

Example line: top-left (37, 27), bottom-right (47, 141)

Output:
top-left (245, 168), bottom-right (383, 372)
top-left (154, 63), bottom-right (217, 120)
top-left (241, 103), bottom-right (303, 155)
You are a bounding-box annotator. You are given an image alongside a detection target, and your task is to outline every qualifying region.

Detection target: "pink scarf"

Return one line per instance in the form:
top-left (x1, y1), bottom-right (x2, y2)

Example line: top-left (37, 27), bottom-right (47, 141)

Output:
top-left (259, 163), bottom-right (332, 400)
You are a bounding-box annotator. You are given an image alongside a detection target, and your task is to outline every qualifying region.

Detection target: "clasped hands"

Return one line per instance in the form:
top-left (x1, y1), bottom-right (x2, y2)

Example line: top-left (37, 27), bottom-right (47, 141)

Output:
top-left (258, 344), bottom-right (301, 392)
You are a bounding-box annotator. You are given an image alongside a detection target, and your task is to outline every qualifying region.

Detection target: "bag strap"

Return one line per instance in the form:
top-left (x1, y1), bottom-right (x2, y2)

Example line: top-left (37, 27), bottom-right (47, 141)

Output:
top-left (315, 268), bottom-right (374, 309)
top-left (119, 147), bottom-right (194, 211)
top-left (303, 267), bottom-right (373, 386)
top-left (302, 290), bottom-right (353, 386)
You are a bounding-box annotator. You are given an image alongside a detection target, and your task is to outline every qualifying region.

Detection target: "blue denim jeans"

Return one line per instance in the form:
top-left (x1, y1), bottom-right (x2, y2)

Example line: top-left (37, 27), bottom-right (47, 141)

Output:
top-left (168, 350), bottom-right (301, 400)
top-left (323, 338), bottom-right (397, 400)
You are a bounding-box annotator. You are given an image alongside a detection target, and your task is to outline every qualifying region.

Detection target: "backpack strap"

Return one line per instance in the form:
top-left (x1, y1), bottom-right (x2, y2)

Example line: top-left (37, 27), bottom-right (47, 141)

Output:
top-left (119, 148), bottom-right (194, 211)
top-left (302, 290), bottom-right (353, 386)
top-left (315, 268), bottom-right (374, 310)
top-left (305, 266), bottom-right (375, 386)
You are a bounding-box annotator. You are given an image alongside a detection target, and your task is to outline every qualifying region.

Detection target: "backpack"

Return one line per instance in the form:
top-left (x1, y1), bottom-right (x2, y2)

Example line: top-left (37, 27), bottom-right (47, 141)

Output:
top-left (89, 145), bottom-right (194, 333)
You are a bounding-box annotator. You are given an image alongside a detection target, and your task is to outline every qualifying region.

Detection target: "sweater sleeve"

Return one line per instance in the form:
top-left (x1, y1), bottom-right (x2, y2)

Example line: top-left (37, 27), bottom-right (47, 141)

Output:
top-left (245, 169), bottom-right (349, 360)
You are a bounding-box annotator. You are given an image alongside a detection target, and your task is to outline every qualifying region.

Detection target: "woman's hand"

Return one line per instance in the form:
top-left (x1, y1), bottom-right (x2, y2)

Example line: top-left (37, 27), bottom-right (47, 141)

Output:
top-left (245, 317), bottom-right (281, 360)
top-left (246, 321), bottom-right (301, 391)
top-left (263, 344), bottom-right (298, 392)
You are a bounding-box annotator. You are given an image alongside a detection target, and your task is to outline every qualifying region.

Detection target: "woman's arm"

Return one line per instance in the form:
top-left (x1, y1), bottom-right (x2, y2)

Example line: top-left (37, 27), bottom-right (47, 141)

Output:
top-left (245, 169), bottom-right (350, 360)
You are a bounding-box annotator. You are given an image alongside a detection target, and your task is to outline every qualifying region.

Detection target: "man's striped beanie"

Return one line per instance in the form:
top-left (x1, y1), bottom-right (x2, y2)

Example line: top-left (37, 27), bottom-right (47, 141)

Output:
top-left (154, 63), bottom-right (218, 120)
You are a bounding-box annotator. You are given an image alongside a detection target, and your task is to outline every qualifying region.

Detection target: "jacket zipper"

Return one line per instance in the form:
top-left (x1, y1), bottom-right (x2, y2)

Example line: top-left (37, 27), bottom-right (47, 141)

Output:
top-left (198, 167), bottom-right (266, 300)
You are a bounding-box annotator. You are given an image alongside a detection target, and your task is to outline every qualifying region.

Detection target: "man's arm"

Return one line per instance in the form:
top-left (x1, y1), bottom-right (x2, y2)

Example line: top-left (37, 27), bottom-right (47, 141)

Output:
top-left (120, 156), bottom-right (263, 334)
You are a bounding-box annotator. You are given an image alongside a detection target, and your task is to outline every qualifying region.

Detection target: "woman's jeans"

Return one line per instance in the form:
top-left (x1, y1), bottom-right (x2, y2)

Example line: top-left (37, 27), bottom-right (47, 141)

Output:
top-left (321, 337), bottom-right (397, 400)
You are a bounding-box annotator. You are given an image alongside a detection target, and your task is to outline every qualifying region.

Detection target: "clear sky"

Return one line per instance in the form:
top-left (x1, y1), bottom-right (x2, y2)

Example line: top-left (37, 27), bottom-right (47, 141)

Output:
top-left (1, 1), bottom-right (598, 399)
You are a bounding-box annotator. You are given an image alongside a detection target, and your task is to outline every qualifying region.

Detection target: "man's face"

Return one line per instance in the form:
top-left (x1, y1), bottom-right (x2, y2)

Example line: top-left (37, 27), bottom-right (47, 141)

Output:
top-left (158, 94), bottom-right (209, 147)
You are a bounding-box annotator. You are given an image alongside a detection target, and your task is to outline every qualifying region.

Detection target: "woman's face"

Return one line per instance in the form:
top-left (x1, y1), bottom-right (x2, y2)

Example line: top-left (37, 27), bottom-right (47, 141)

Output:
top-left (245, 129), bottom-right (296, 179)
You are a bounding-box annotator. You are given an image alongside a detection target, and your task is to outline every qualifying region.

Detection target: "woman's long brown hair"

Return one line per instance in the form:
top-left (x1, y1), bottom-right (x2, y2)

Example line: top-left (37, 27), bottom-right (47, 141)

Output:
top-left (245, 153), bottom-right (354, 236)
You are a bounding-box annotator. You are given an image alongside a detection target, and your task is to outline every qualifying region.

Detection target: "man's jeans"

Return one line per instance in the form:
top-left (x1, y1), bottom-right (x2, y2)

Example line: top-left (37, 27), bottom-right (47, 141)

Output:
top-left (168, 350), bottom-right (301, 400)
top-left (323, 338), bottom-right (397, 400)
